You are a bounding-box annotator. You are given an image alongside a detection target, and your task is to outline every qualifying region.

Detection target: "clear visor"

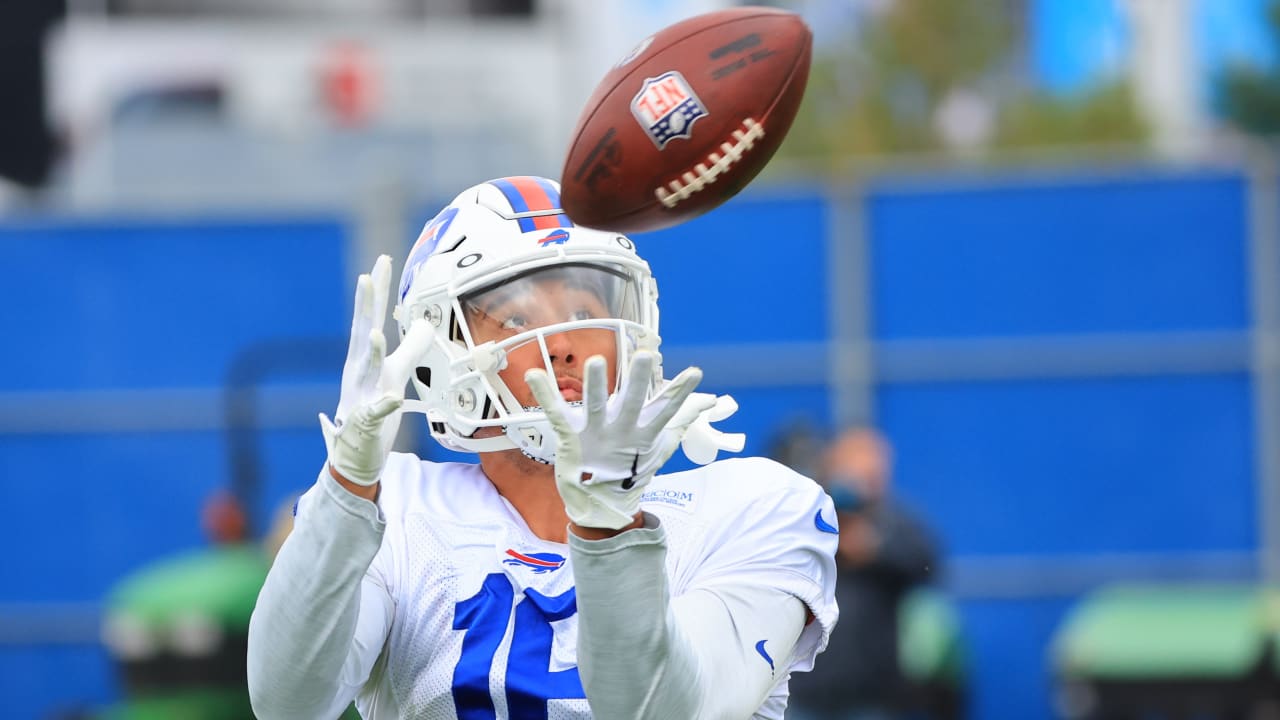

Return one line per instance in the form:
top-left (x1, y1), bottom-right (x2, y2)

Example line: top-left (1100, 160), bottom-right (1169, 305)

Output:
top-left (459, 263), bottom-right (641, 345)
top-left (402, 261), bottom-right (656, 455)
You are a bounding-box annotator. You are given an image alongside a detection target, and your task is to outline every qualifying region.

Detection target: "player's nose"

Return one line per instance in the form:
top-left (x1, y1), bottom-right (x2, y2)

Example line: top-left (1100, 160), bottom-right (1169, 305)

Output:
top-left (544, 330), bottom-right (577, 367)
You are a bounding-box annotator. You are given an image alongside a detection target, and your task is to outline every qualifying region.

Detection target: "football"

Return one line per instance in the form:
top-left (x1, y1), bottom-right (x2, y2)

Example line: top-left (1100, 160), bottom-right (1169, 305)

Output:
top-left (560, 7), bottom-right (813, 234)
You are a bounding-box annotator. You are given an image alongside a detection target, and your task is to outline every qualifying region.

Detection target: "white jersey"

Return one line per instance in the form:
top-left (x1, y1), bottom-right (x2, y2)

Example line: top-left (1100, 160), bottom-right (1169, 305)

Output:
top-left (266, 455), bottom-right (839, 720)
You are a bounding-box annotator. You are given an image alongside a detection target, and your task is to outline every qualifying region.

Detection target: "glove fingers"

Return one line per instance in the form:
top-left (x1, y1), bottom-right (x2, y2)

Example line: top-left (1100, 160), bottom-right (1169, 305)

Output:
top-left (681, 428), bottom-right (718, 466)
top-left (646, 366), bottom-right (707, 431)
top-left (527, 366), bottom-right (583, 445)
top-left (526, 368), bottom-right (571, 437)
top-left (584, 355), bottom-right (610, 420)
top-left (679, 394), bottom-right (746, 464)
top-left (719, 431), bottom-right (747, 453)
top-left (362, 394), bottom-right (403, 424)
top-left (345, 273), bottom-right (374, 369)
top-left (369, 255), bottom-right (392, 335)
top-left (683, 424), bottom-right (747, 463)
top-left (663, 365), bottom-right (704, 402)
top-left (614, 351), bottom-right (655, 425)
top-left (360, 328), bottom-right (387, 393)
top-left (683, 428), bottom-right (742, 462)
top-left (318, 412), bottom-right (338, 456)
top-left (708, 394), bottom-right (739, 423)
top-left (665, 392), bottom-right (717, 437)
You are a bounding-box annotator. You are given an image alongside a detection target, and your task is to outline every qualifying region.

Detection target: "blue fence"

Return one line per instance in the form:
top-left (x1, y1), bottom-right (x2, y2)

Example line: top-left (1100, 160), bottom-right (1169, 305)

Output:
top-left (0, 167), bottom-right (1266, 720)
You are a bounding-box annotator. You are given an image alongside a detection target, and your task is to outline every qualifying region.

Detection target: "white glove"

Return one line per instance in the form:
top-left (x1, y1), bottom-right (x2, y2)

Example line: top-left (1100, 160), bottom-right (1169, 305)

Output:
top-left (526, 351), bottom-right (716, 530)
top-left (319, 255), bottom-right (432, 486)
top-left (681, 393), bottom-right (746, 465)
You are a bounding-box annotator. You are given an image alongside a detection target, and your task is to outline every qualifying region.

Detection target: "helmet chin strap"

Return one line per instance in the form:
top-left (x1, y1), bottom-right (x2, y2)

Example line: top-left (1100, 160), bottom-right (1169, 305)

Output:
top-left (453, 433), bottom-right (522, 453)
top-left (455, 419), bottom-right (560, 461)
top-left (503, 408), bottom-right (563, 464)
top-left (402, 388), bottom-right (561, 464)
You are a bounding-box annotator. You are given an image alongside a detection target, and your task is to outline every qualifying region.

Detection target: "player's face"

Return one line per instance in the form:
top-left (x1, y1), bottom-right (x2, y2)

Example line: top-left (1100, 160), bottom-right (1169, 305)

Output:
top-left (465, 278), bottom-right (618, 407)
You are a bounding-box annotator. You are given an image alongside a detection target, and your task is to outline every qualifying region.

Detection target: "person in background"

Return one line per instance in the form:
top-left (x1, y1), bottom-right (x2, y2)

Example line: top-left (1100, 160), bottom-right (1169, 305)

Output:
top-left (787, 426), bottom-right (939, 720)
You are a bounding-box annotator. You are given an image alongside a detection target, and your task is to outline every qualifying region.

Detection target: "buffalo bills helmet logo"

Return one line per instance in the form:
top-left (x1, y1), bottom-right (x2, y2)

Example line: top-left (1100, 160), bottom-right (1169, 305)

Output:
top-left (503, 549), bottom-right (566, 574)
top-left (539, 229), bottom-right (570, 246)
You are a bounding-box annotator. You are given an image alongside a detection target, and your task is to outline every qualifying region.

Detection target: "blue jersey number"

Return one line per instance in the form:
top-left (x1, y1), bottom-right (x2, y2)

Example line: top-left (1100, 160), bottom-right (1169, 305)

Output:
top-left (452, 573), bottom-right (586, 719)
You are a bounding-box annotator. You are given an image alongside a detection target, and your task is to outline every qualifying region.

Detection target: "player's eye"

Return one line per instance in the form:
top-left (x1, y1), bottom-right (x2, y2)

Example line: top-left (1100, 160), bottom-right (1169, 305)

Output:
top-left (500, 314), bottom-right (529, 331)
top-left (568, 309), bottom-right (597, 322)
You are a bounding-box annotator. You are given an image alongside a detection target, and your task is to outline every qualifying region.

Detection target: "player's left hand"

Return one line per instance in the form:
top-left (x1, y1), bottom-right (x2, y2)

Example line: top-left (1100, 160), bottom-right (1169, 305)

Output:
top-left (526, 351), bottom-right (715, 530)
top-left (319, 255), bottom-right (433, 488)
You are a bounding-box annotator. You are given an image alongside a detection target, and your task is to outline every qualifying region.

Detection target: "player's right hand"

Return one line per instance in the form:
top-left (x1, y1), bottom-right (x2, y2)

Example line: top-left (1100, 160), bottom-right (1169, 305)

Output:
top-left (320, 255), bottom-right (432, 487)
top-left (526, 352), bottom-right (715, 530)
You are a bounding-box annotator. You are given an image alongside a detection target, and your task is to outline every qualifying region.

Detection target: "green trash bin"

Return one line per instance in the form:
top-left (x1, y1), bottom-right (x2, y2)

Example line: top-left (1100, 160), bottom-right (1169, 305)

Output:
top-left (899, 588), bottom-right (968, 720)
top-left (1052, 583), bottom-right (1273, 719)
top-left (96, 544), bottom-right (269, 719)
top-left (94, 688), bottom-right (257, 720)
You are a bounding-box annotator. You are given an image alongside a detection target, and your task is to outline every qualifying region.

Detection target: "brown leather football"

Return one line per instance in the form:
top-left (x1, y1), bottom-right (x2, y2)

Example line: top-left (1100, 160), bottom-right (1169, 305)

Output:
top-left (560, 6), bottom-right (812, 233)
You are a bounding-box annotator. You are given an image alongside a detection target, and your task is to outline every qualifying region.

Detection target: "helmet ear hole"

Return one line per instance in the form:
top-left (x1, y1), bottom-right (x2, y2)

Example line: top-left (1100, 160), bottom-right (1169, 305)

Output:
top-left (416, 367), bottom-right (431, 387)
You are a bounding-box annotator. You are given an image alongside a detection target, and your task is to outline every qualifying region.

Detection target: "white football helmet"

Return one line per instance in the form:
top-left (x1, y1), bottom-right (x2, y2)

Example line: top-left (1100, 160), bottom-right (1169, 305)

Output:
top-left (394, 176), bottom-right (662, 463)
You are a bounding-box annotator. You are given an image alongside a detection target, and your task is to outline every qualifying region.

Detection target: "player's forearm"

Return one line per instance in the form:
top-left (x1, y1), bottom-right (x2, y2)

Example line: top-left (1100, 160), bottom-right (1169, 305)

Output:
top-left (570, 514), bottom-right (801, 720)
top-left (247, 467), bottom-right (386, 719)
top-left (569, 515), bottom-right (699, 718)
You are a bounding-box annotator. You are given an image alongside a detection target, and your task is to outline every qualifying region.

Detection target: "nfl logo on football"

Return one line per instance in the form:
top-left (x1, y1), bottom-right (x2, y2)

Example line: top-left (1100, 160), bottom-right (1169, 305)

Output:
top-left (630, 71), bottom-right (708, 149)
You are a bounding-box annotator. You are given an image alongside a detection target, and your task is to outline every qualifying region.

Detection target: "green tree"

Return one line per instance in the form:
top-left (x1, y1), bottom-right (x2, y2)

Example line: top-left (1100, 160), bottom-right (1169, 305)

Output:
top-left (1220, 0), bottom-right (1280, 136)
top-left (778, 0), bottom-right (1147, 171)
top-left (997, 81), bottom-right (1146, 149)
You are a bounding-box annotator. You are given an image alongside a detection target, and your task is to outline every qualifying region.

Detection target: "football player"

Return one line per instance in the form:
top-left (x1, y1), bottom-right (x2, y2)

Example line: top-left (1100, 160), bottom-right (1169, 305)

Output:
top-left (246, 176), bottom-right (839, 719)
